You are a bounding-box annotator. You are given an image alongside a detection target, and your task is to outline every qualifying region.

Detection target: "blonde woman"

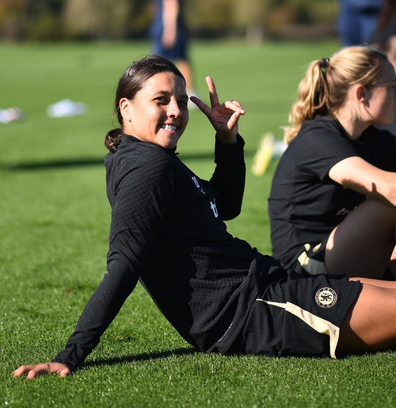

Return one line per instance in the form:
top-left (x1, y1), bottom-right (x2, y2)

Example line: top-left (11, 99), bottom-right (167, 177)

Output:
top-left (268, 45), bottom-right (396, 279)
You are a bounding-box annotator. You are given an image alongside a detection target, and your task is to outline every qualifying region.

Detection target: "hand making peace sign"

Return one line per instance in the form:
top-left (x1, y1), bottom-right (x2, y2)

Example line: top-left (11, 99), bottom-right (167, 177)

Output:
top-left (190, 76), bottom-right (245, 144)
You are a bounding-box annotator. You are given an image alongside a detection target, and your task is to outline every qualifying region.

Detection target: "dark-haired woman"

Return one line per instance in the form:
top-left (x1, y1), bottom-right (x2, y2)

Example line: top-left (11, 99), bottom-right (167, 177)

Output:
top-left (13, 55), bottom-right (396, 379)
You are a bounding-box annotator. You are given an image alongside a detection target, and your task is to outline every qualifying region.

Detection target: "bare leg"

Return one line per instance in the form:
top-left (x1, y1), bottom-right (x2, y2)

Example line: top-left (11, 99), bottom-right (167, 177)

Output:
top-left (350, 276), bottom-right (396, 288)
top-left (338, 282), bottom-right (396, 354)
top-left (326, 199), bottom-right (396, 279)
top-left (176, 59), bottom-right (194, 93)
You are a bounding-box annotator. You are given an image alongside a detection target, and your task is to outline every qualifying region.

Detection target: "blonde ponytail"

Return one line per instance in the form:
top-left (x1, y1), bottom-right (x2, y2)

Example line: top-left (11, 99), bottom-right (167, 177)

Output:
top-left (283, 60), bottom-right (329, 144)
top-left (283, 45), bottom-right (388, 145)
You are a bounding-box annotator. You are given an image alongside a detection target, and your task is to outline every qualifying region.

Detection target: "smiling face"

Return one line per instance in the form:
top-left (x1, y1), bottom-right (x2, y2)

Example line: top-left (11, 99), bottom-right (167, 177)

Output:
top-left (120, 72), bottom-right (189, 150)
top-left (365, 60), bottom-right (396, 125)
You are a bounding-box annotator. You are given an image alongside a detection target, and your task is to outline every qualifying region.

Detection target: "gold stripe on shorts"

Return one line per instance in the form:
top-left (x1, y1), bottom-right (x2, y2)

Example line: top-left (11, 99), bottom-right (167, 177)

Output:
top-left (256, 299), bottom-right (340, 359)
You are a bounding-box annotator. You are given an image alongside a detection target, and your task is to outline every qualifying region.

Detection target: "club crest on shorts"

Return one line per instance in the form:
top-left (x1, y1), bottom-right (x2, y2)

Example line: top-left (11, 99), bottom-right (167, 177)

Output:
top-left (315, 287), bottom-right (337, 308)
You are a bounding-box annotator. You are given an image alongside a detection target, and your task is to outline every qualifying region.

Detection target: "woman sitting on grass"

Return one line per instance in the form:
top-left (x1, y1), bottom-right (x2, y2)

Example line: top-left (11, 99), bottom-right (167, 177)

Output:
top-left (268, 45), bottom-right (396, 280)
top-left (12, 55), bottom-right (396, 379)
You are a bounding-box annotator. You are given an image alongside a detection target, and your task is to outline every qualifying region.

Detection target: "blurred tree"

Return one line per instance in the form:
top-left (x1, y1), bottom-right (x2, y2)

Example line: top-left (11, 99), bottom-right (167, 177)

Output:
top-left (0, 0), bottom-right (340, 42)
top-left (0, 0), bottom-right (26, 40)
top-left (62, 0), bottom-right (131, 40)
top-left (186, 0), bottom-right (235, 36)
top-left (231, 0), bottom-right (338, 42)
top-left (27, 0), bottom-right (65, 40)
top-left (0, 0), bottom-right (65, 41)
top-left (232, 0), bottom-right (275, 43)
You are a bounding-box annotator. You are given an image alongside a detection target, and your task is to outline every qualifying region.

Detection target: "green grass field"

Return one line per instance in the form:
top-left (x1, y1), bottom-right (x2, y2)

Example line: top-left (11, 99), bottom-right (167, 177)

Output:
top-left (2, 40), bottom-right (396, 408)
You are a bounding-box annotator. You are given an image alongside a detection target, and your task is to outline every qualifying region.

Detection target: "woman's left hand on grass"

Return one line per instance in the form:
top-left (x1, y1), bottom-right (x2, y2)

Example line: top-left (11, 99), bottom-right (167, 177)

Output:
top-left (190, 76), bottom-right (245, 144)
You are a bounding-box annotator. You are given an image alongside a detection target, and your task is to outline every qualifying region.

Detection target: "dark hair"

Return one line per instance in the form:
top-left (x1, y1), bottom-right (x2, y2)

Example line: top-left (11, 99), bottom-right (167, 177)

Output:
top-left (104, 55), bottom-right (185, 153)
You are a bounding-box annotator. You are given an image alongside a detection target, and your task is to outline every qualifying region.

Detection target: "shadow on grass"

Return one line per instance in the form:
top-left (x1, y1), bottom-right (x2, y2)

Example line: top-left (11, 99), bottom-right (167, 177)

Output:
top-left (0, 150), bottom-right (257, 172)
top-left (85, 347), bottom-right (198, 368)
top-left (83, 348), bottom-right (379, 370)
top-left (1, 157), bottom-right (106, 171)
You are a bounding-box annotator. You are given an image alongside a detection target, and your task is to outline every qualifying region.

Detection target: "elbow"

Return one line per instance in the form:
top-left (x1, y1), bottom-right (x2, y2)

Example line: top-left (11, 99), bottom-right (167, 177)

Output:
top-left (220, 205), bottom-right (242, 221)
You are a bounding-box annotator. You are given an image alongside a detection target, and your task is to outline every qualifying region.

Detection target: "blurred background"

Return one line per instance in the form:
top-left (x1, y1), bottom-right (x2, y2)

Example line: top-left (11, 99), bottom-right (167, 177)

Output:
top-left (0, 0), bottom-right (339, 43)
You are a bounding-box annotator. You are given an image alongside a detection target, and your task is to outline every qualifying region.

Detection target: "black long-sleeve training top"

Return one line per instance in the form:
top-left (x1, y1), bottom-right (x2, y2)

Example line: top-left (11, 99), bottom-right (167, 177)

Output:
top-left (53, 133), bottom-right (283, 371)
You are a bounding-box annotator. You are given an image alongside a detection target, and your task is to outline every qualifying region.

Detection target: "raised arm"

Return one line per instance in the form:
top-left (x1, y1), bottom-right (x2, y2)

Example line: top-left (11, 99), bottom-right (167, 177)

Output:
top-left (208, 135), bottom-right (246, 220)
top-left (191, 77), bottom-right (246, 219)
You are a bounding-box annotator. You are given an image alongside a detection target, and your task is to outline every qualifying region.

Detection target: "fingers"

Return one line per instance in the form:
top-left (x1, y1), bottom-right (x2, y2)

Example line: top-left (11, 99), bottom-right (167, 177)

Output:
top-left (12, 365), bottom-right (33, 378)
top-left (189, 95), bottom-right (209, 114)
top-left (12, 364), bottom-right (45, 379)
top-left (12, 363), bottom-right (71, 379)
top-left (189, 96), bottom-right (246, 118)
top-left (224, 100), bottom-right (246, 116)
top-left (192, 76), bottom-right (245, 141)
top-left (195, 75), bottom-right (245, 114)
top-left (228, 111), bottom-right (243, 130)
top-left (27, 369), bottom-right (40, 380)
top-left (206, 76), bottom-right (245, 114)
top-left (206, 76), bottom-right (220, 107)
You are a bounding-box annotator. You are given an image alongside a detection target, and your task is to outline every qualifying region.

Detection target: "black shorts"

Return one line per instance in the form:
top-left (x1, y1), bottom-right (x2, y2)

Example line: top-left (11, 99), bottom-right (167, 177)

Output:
top-left (152, 30), bottom-right (189, 61)
top-left (239, 270), bottom-right (362, 358)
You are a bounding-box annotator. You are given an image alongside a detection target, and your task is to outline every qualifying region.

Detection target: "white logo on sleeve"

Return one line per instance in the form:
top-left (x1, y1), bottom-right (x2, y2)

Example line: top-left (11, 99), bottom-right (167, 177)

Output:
top-left (192, 176), bottom-right (205, 194)
top-left (210, 201), bottom-right (219, 218)
top-left (192, 176), bottom-right (200, 189)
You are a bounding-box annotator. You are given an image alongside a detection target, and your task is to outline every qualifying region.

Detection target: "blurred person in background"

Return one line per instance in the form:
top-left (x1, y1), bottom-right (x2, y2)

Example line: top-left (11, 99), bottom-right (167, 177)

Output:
top-left (369, 0), bottom-right (396, 134)
top-left (338, 0), bottom-right (383, 46)
top-left (369, 0), bottom-right (396, 70)
top-left (150, 0), bottom-right (196, 101)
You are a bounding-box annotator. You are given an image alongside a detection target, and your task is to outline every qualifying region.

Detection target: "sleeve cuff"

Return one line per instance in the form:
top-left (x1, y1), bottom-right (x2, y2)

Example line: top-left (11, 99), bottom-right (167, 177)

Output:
top-left (214, 134), bottom-right (245, 163)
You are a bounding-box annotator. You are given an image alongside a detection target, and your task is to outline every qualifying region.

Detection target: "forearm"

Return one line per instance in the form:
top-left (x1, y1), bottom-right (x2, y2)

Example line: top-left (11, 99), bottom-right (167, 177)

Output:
top-left (210, 134), bottom-right (246, 220)
top-left (162, 0), bottom-right (178, 46)
top-left (53, 256), bottom-right (138, 371)
top-left (329, 156), bottom-right (396, 208)
top-left (163, 0), bottom-right (178, 25)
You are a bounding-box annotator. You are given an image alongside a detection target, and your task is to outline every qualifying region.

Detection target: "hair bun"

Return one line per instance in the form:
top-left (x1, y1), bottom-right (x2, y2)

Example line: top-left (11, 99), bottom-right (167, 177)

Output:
top-left (105, 128), bottom-right (122, 153)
